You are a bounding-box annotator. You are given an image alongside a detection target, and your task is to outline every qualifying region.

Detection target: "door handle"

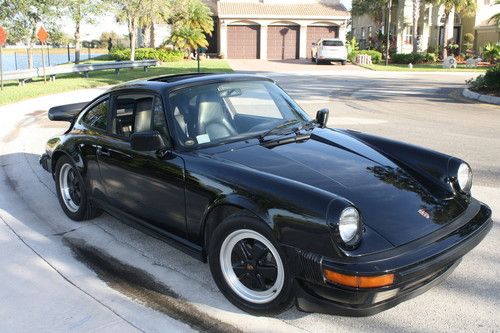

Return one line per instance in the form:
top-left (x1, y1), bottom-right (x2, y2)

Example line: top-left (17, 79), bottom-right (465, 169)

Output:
top-left (96, 147), bottom-right (111, 156)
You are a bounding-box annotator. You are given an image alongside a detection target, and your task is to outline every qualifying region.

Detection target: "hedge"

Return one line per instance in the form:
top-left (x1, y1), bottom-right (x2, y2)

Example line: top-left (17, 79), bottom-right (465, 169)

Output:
top-left (391, 52), bottom-right (437, 64)
top-left (467, 65), bottom-right (500, 94)
top-left (349, 50), bottom-right (382, 64)
top-left (110, 48), bottom-right (184, 62)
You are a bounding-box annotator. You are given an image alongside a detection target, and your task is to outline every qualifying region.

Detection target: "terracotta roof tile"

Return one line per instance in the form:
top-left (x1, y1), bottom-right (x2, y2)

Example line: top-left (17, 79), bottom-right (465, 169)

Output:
top-left (218, 2), bottom-right (349, 18)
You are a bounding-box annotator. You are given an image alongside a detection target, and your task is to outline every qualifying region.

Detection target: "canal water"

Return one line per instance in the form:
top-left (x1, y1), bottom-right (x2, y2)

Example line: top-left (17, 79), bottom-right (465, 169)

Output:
top-left (0, 51), bottom-right (105, 72)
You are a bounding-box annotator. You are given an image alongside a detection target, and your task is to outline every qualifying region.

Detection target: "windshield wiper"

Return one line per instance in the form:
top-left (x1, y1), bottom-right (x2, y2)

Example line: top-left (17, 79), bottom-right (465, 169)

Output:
top-left (258, 119), bottom-right (301, 142)
top-left (294, 119), bottom-right (317, 133)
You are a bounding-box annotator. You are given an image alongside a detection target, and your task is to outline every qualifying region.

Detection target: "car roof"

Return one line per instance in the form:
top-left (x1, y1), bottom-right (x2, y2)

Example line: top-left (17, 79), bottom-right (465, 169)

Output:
top-left (106, 73), bottom-right (274, 95)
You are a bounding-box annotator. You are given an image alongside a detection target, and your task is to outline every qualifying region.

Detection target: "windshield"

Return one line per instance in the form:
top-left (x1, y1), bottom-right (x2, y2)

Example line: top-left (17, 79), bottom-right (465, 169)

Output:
top-left (168, 80), bottom-right (309, 148)
top-left (322, 40), bottom-right (344, 47)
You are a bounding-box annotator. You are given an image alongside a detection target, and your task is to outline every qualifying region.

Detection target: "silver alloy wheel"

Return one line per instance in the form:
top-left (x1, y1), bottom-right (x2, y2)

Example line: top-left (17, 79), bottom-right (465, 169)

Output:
top-left (219, 229), bottom-right (285, 304)
top-left (59, 163), bottom-right (80, 213)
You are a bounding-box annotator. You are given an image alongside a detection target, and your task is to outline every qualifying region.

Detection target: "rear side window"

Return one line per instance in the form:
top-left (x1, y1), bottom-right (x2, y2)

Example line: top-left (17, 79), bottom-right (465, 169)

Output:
top-left (322, 40), bottom-right (344, 46)
top-left (81, 99), bottom-right (108, 131)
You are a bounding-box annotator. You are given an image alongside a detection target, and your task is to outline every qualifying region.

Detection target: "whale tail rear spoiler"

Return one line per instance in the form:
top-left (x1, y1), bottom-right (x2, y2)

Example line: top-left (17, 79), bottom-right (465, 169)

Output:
top-left (48, 102), bottom-right (89, 122)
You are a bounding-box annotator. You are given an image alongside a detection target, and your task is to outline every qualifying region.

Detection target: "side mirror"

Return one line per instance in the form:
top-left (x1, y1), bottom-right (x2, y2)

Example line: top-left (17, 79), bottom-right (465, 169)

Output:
top-left (315, 108), bottom-right (329, 128)
top-left (130, 131), bottom-right (166, 152)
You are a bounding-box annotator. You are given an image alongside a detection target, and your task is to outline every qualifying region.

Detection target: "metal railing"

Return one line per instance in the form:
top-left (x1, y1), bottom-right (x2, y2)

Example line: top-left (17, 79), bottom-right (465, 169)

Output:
top-left (4, 60), bottom-right (159, 85)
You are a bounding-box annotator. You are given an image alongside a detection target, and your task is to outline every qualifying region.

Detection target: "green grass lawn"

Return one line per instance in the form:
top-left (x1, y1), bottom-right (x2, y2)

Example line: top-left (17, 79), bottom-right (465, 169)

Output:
top-left (0, 59), bottom-right (233, 106)
top-left (359, 63), bottom-right (489, 72)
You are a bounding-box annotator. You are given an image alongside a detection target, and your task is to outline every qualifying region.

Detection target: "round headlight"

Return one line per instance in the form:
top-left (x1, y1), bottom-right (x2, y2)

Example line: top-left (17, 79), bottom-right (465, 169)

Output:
top-left (339, 207), bottom-right (360, 244)
top-left (457, 163), bottom-right (472, 193)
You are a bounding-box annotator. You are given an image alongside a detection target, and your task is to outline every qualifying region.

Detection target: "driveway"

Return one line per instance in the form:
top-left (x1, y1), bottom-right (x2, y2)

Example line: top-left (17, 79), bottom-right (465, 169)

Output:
top-left (1, 71), bottom-right (499, 332)
top-left (228, 58), bottom-right (364, 73)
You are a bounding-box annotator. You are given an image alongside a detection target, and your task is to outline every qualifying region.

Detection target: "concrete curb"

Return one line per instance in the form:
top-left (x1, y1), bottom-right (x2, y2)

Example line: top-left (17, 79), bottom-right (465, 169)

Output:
top-left (462, 88), bottom-right (500, 105)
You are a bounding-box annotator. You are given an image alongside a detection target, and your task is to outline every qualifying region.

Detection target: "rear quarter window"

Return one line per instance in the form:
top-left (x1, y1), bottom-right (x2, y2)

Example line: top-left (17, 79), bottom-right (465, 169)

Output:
top-left (81, 99), bottom-right (109, 131)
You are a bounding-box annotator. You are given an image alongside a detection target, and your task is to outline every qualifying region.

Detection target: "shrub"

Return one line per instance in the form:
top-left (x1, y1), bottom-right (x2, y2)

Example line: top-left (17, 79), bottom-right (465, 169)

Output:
top-left (466, 65), bottom-right (500, 95)
top-left (110, 48), bottom-right (184, 62)
top-left (482, 42), bottom-right (500, 64)
top-left (391, 52), bottom-right (437, 64)
top-left (349, 50), bottom-right (382, 64)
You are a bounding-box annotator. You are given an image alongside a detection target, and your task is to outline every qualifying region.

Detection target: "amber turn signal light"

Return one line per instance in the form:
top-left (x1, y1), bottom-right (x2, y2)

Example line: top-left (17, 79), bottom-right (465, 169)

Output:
top-left (323, 269), bottom-right (395, 288)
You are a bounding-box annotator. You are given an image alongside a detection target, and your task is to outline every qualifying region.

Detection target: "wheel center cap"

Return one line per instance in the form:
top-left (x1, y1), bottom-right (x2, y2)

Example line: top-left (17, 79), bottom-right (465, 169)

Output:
top-left (246, 264), bottom-right (254, 271)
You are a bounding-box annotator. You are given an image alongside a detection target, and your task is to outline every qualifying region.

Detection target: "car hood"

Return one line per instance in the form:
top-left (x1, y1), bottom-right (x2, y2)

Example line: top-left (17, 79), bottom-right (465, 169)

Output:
top-left (211, 128), bottom-right (466, 246)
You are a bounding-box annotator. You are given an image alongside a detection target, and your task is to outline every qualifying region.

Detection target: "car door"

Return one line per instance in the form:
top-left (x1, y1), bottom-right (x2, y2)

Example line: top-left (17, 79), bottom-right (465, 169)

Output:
top-left (97, 91), bottom-right (187, 238)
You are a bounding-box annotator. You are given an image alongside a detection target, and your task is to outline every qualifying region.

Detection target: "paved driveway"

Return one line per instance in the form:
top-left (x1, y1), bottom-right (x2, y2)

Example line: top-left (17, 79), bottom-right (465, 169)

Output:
top-left (228, 58), bottom-right (364, 73)
top-left (1, 70), bottom-right (499, 332)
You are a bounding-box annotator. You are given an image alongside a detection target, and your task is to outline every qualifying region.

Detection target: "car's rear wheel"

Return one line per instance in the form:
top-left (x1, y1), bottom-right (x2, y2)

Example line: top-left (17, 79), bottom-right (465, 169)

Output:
top-left (341, 60), bottom-right (346, 66)
top-left (209, 213), bottom-right (294, 315)
top-left (55, 155), bottom-right (101, 221)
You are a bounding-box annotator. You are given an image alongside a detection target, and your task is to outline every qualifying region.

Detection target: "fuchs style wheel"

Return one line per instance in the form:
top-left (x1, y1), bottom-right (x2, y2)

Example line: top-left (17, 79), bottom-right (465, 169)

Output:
top-left (209, 213), bottom-right (293, 315)
top-left (54, 155), bottom-right (101, 221)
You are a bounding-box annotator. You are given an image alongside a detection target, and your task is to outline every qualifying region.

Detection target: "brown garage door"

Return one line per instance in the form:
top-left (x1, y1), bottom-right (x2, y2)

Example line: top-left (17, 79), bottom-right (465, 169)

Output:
top-left (267, 25), bottom-right (299, 60)
top-left (227, 25), bottom-right (260, 59)
top-left (307, 26), bottom-right (339, 58)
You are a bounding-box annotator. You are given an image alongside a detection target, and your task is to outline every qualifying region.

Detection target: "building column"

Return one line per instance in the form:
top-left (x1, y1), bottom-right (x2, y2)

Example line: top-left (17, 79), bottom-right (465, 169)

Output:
top-left (299, 25), bottom-right (307, 59)
top-left (260, 24), bottom-right (267, 60)
top-left (338, 20), bottom-right (347, 41)
top-left (220, 21), bottom-right (227, 58)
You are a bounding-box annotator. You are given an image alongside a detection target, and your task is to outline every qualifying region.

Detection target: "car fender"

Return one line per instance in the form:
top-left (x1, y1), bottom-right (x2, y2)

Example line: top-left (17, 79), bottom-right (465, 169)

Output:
top-left (342, 129), bottom-right (460, 198)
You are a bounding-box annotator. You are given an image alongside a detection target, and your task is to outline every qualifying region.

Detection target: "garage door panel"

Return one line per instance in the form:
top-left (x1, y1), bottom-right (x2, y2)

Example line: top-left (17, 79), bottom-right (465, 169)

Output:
top-left (267, 25), bottom-right (299, 60)
top-left (227, 25), bottom-right (260, 59)
top-left (307, 26), bottom-right (339, 58)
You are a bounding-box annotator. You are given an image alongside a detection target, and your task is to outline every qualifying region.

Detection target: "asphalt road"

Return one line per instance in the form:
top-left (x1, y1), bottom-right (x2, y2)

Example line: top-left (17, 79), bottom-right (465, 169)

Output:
top-left (1, 69), bottom-right (499, 333)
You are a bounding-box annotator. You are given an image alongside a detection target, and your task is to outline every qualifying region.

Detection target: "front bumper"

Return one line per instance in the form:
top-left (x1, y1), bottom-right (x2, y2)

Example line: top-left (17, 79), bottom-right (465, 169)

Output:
top-left (39, 153), bottom-right (51, 173)
top-left (290, 200), bottom-right (492, 316)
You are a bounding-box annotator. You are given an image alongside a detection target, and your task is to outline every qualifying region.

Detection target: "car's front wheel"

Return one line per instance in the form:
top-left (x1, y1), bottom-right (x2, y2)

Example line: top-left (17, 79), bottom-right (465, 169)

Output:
top-left (209, 213), bottom-right (294, 315)
top-left (55, 155), bottom-right (101, 221)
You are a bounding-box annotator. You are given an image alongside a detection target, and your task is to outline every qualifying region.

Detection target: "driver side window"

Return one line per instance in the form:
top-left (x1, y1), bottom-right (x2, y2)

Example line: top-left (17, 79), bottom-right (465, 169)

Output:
top-left (111, 94), bottom-right (170, 144)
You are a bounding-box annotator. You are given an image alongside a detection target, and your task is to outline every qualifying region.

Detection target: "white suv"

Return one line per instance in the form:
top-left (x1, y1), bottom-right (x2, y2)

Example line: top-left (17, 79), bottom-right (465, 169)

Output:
top-left (311, 39), bottom-right (347, 65)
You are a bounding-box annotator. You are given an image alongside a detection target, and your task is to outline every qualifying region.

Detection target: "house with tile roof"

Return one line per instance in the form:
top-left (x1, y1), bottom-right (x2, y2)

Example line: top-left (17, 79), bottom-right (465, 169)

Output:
top-left (202, 0), bottom-right (350, 59)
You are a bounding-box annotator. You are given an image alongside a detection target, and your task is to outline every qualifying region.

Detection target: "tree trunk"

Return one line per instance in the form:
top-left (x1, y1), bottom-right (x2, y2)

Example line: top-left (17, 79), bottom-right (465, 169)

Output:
top-left (74, 22), bottom-right (81, 64)
top-left (130, 18), bottom-right (137, 61)
top-left (27, 25), bottom-right (36, 69)
top-left (442, 10), bottom-right (450, 59)
top-left (149, 23), bottom-right (155, 48)
top-left (412, 0), bottom-right (419, 53)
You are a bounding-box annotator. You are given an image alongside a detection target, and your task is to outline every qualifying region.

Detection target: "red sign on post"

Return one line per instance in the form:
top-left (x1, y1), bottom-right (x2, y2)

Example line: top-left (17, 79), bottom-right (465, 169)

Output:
top-left (37, 26), bottom-right (48, 44)
top-left (0, 26), bottom-right (7, 46)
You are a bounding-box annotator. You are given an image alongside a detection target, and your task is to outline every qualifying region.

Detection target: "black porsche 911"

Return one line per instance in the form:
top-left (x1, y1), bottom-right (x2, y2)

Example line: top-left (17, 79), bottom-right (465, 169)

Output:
top-left (40, 73), bottom-right (492, 316)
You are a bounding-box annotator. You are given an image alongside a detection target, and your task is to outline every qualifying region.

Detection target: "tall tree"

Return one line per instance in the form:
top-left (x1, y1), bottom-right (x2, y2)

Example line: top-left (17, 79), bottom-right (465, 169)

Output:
top-left (139, 0), bottom-right (170, 48)
top-left (429, 0), bottom-right (476, 59)
top-left (351, 0), bottom-right (388, 27)
top-left (115, 0), bottom-right (147, 61)
top-left (412, 0), bottom-right (420, 53)
top-left (2, 0), bottom-right (58, 68)
top-left (65, 0), bottom-right (107, 64)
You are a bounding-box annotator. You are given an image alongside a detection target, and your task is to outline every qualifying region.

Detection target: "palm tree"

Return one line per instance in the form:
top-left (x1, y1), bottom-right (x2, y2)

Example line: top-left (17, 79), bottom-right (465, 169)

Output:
top-left (430, 0), bottom-right (476, 59)
top-left (169, 0), bottom-right (213, 54)
top-left (170, 0), bottom-right (213, 35)
top-left (170, 25), bottom-right (208, 54)
top-left (489, 0), bottom-right (500, 24)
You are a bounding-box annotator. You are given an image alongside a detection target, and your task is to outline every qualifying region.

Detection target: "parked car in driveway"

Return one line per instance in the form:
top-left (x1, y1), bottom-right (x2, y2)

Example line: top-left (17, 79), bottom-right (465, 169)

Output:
top-left (40, 73), bottom-right (492, 316)
top-left (311, 38), bottom-right (347, 65)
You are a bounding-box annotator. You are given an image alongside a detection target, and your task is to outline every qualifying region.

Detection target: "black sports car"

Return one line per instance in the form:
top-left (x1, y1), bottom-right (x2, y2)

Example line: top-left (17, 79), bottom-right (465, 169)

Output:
top-left (40, 73), bottom-right (492, 316)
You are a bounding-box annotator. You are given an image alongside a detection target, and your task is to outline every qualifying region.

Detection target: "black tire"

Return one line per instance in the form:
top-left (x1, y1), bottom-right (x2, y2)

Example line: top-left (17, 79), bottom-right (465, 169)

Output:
top-left (208, 213), bottom-right (294, 315)
top-left (54, 155), bottom-right (102, 221)
top-left (341, 60), bottom-right (346, 66)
